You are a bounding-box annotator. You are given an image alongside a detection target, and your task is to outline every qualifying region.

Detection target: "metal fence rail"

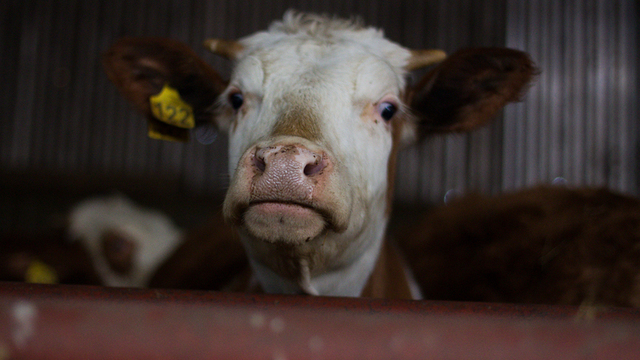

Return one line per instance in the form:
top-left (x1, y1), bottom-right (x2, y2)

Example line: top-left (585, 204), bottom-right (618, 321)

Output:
top-left (1, 282), bottom-right (640, 359)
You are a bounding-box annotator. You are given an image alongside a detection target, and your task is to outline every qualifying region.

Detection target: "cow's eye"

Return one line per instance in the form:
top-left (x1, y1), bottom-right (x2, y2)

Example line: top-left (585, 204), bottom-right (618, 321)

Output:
top-left (378, 102), bottom-right (397, 122)
top-left (229, 92), bottom-right (244, 110)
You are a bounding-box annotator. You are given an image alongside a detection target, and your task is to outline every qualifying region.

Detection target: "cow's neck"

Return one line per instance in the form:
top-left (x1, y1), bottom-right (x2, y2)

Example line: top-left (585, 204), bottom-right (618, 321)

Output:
top-left (238, 202), bottom-right (390, 297)
top-left (231, 237), bottom-right (418, 300)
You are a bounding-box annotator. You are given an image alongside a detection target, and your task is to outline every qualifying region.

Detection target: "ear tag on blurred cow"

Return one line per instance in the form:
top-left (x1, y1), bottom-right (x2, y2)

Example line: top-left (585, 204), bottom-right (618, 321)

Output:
top-left (150, 84), bottom-right (195, 129)
top-left (25, 260), bottom-right (59, 284)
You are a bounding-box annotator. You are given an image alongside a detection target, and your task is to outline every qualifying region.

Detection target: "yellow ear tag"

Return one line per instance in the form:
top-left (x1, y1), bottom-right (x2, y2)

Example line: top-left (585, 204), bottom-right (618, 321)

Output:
top-left (25, 260), bottom-right (59, 284)
top-left (150, 84), bottom-right (196, 129)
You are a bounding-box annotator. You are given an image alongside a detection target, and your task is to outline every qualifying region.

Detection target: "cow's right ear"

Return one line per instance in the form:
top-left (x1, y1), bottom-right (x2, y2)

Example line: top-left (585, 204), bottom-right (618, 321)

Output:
top-left (103, 37), bottom-right (227, 142)
top-left (407, 47), bottom-right (537, 138)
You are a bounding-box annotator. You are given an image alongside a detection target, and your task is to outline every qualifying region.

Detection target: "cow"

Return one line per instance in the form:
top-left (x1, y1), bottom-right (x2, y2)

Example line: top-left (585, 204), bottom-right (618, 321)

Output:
top-left (148, 210), bottom-right (249, 292)
top-left (0, 229), bottom-right (100, 286)
top-left (103, 11), bottom-right (536, 298)
top-left (397, 185), bottom-right (640, 308)
top-left (68, 194), bottom-right (183, 287)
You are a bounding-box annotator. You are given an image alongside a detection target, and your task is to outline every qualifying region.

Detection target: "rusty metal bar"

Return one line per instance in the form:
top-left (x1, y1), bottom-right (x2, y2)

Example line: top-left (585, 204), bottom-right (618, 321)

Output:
top-left (1, 282), bottom-right (640, 359)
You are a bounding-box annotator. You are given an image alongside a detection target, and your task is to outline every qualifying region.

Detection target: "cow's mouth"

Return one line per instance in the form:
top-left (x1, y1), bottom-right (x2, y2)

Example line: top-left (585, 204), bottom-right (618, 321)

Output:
top-left (242, 201), bottom-right (328, 244)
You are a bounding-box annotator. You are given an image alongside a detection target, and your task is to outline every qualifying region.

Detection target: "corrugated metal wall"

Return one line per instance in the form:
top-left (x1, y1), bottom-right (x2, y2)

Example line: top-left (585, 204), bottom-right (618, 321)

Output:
top-left (1, 0), bottom-right (637, 205)
top-left (502, 0), bottom-right (639, 195)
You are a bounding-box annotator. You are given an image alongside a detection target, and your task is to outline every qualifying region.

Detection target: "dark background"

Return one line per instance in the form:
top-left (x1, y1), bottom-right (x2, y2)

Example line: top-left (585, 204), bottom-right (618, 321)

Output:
top-left (1, 0), bottom-right (638, 231)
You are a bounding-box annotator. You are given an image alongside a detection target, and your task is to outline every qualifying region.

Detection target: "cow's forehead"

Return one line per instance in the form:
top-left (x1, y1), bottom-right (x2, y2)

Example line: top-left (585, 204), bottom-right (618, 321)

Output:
top-left (231, 15), bottom-right (411, 100)
top-left (233, 43), bottom-right (406, 99)
top-left (240, 12), bottom-right (411, 66)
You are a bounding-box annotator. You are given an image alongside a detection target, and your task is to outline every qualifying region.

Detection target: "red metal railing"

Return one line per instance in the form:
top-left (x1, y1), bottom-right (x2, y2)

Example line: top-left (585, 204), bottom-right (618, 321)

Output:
top-left (1, 282), bottom-right (640, 359)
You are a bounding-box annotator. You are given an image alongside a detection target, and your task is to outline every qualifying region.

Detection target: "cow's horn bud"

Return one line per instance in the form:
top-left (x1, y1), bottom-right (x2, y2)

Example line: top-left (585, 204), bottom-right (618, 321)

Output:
top-left (406, 49), bottom-right (447, 71)
top-left (203, 39), bottom-right (244, 60)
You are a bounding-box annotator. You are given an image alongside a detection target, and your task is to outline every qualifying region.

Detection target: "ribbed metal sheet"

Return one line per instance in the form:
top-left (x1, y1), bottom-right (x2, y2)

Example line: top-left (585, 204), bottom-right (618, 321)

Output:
top-left (502, 0), bottom-right (639, 195)
top-left (1, 0), bottom-right (637, 204)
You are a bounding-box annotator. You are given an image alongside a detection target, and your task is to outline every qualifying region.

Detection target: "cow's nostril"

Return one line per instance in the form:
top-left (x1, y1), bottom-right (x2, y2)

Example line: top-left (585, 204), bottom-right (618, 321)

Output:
top-left (303, 158), bottom-right (324, 176)
top-left (254, 145), bottom-right (325, 177)
top-left (253, 153), bottom-right (266, 172)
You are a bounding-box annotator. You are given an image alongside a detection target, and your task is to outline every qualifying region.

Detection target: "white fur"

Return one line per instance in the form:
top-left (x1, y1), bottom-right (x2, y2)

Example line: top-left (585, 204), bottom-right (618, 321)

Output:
top-left (220, 11), bottom-right (415, 297)
top-left (68, 194), bottom-right (182, 288)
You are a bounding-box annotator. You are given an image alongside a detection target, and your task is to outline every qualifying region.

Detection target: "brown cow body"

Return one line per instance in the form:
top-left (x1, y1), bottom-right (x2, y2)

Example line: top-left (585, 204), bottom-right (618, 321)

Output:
top-left (399, 186), bottom-right (640, 307)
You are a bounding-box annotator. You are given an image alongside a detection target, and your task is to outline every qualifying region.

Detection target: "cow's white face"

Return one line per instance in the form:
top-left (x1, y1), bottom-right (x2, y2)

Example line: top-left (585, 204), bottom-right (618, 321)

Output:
top-left (219, 19), bottom-right (415, 295)
top-left (103, 11), bottom-right (536, 298)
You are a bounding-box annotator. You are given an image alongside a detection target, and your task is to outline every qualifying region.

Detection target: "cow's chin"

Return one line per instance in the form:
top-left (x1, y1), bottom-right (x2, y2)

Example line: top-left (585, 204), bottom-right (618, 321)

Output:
top-left (243, 202), bottom-right (327, 245)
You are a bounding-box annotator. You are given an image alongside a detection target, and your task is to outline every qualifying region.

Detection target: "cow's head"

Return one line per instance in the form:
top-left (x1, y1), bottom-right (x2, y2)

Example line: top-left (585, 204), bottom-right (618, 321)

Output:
top-left (68, 195), bottom-right (183, 288)
top-left (103, 11), bottom-right (536, 296)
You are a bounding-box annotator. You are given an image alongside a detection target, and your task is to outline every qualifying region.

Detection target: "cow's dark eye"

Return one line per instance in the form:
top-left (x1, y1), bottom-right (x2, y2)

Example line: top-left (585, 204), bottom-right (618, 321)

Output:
top-left (378, 102), bottom-right (397, 122)
top-left (229, 92), bottom-right (244, 110)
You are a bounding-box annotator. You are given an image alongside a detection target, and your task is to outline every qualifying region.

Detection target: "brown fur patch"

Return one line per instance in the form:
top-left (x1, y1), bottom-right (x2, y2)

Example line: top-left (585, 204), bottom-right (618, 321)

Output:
top-left (408, 47), bottom-right (538, 136)
top-left (148, 210), bottom-right (248, 291)
top-left (385, 112), bottom-right (409, 216)
top-left (271, 105), bottom-right (322, 141)
top-left (361, 240), bottom-right (414, 299)
top-left (396, 186), bottom-right (640, 307)
top-left (101, 230), bottom-right (136, 276)
top-left (103, 37), bottom-right (227, 138)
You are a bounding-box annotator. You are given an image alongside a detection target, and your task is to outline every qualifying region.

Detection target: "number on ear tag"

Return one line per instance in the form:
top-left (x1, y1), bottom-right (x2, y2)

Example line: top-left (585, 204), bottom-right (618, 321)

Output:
top-left (150, 84), bottom-right (196, 129)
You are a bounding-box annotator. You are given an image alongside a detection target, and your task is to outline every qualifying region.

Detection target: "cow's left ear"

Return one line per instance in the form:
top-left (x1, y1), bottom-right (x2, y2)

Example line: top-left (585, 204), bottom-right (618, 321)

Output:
top-left (407, 48), bottom-right (537, 137)
top-left (103, 37), bottom-right (227, 142)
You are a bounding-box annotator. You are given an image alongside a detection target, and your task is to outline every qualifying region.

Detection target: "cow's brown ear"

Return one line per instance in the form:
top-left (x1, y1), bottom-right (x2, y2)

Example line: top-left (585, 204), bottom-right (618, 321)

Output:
top-left (103, 37), bottom-right (227, 141)
top-left (408, 47), bottom-right (537, 136)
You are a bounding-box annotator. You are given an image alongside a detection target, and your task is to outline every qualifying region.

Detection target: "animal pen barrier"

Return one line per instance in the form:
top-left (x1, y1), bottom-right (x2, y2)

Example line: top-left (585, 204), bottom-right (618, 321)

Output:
top-left (1, 282), bottom-right (639, 359)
